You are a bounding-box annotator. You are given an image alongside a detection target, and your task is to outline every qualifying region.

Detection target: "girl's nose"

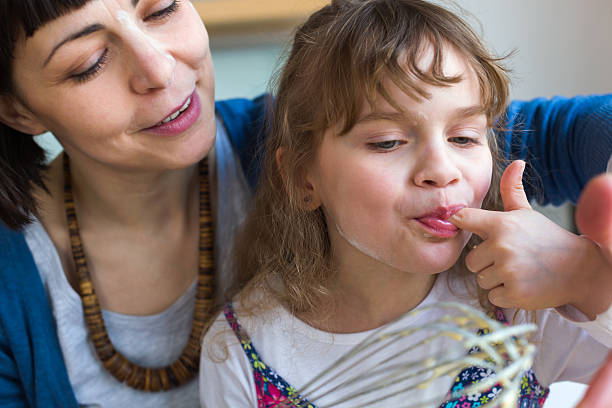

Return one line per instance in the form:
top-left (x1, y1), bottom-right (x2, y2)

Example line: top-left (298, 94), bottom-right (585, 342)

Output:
top-left (126, 28), bottom-right (177, 94)
top-left (412, 141), bottom-right (461, 188)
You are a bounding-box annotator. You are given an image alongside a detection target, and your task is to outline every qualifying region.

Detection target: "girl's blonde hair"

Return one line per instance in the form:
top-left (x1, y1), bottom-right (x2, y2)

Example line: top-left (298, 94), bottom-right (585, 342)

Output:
top-left (230, 0), bottom-right (510, 317)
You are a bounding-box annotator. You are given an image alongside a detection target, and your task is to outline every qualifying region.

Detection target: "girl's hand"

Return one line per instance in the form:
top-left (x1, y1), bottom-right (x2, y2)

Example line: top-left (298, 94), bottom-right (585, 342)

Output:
top-left (574, 173), bottom-right (612, 408)
top-left (450, 161), bottom-right (612, 316)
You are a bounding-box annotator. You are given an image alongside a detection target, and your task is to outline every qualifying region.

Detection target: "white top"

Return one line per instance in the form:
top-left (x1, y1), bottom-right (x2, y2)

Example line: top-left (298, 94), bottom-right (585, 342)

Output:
top-left (24, 119), bottom-right (251, 408)
top-left (200, 271), bottom-right (612, 408)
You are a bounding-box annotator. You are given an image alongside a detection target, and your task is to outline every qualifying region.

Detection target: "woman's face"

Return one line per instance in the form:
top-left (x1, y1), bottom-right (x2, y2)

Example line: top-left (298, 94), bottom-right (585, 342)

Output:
top-left (11, 0), bottom-right (215, 171)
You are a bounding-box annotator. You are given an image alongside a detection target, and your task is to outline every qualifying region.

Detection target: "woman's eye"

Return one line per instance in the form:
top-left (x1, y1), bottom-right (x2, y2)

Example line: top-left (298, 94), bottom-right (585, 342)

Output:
top-left (369, 140), bottom-right (402, 151)
top-left (145, 0), bottom-right (179, 22)
top-left (71, 49), bottom-right (109, 83)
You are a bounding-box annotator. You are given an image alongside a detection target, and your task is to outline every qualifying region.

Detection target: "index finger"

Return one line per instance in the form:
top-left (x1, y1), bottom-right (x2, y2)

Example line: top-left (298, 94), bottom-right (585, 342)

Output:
top-left (449, 207), bottom-right (500, 240)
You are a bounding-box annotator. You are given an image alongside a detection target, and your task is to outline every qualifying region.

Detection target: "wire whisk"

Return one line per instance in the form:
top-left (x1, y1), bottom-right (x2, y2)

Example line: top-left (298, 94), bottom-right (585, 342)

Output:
top-left (279, 302), bottom-right (536, 408)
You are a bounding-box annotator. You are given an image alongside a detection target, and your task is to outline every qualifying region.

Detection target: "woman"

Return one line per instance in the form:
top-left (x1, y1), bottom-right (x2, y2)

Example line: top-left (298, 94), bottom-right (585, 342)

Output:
top-left (0, 0), bottom-right (610, 407)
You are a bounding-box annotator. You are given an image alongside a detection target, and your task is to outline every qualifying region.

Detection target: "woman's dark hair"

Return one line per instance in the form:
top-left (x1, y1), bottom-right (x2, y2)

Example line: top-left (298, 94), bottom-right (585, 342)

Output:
top-left (0, 0), bottom-right (89, 230)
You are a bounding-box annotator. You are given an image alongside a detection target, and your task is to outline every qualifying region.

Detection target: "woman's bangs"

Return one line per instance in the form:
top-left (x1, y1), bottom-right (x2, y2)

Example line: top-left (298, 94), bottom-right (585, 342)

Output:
top-left (12, 0), bottom-right (91, 37)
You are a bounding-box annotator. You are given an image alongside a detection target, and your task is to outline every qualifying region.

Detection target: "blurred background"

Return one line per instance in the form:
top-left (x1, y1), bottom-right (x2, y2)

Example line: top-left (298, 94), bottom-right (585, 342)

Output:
top-left (36, 1), bottom-right (612, 405)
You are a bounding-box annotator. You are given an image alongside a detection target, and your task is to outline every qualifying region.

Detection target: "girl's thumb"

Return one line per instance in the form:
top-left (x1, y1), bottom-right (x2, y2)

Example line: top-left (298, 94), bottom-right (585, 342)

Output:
top-left (500, 160), bottom-right (531, 212)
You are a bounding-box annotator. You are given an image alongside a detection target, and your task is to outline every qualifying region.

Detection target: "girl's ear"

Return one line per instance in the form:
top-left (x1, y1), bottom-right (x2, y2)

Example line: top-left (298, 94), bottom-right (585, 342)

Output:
top-left (300, 178), bottom-right (322, 211)
top-left (276, 147), bottom-right (322, 211)
top-left (0, 95), bottom-right (47, 135)
top-left (300, 163), bottom-right (322, 211)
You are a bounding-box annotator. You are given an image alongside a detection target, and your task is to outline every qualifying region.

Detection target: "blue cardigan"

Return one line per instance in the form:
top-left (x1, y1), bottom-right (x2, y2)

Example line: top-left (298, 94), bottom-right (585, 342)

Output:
top-left (0, 94), bottom-right (611, 407)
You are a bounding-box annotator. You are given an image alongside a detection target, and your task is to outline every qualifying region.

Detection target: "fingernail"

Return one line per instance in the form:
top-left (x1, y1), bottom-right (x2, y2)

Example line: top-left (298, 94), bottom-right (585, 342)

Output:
top-left (449, 213), bottom-right (461, 222)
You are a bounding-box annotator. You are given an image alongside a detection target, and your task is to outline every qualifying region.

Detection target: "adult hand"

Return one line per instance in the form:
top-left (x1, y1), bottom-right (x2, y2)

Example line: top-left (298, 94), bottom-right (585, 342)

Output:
top-left (575, 174), bottom-right (612, 263)
top-left (450, 161), bottom-right (611, 315)
top-left (575, 174), bottom-right (612, 408)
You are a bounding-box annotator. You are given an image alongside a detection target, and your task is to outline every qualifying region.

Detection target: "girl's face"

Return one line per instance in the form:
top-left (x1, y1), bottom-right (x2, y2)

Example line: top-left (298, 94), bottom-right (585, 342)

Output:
top-left (10, 0), bottom-right (214, 171)
top-left (305, 46), bottom-right (493, 276)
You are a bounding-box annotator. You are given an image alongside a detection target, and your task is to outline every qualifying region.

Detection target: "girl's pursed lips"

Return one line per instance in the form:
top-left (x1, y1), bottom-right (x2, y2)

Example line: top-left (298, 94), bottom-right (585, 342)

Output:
top-left (415, 204), bottom-right (466, 221)
top-left (411, 204), bottom-right (466, 238)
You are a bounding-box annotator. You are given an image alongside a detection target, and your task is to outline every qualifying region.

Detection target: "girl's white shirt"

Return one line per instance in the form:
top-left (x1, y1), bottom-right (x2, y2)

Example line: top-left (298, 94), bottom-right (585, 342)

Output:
top-left (200, 270), bottom-right (612, 408)
top-left (24, 118), bottom-right (251, 408)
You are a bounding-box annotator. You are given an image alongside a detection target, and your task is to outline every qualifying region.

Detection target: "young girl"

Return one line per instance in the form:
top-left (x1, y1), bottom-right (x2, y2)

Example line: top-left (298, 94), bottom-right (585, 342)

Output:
top-left (199, 0), bottom-right (612, 407)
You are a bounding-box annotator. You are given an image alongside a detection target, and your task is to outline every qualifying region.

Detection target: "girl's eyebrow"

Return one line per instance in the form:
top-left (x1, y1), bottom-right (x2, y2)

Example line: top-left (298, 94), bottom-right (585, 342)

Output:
top-left (356, 111), bottom-right (418, 125)
top-left (452, 105), bottom-right (487, 119)
top-left (43, 23), bottom-right (105, 67)
top-left (356, 105), bottom-right (485, 125)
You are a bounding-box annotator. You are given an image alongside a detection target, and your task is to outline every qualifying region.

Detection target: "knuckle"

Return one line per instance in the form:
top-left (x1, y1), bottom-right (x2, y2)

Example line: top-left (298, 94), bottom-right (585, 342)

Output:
top-left (465, 255), bottom-right (477, 272)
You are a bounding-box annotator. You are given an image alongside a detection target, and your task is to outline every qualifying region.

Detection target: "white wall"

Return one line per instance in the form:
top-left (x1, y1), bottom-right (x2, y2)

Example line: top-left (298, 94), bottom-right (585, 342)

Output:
top-left (436, 0), bottom-right (612, 100)
top-left (211, 1), bottom-right (612, 100)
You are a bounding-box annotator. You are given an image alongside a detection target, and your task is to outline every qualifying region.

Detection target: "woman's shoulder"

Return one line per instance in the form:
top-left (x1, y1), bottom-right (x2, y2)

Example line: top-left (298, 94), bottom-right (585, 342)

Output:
top-left (214, 94), bottom-right (272, 189)
top-left (32, 154), bottom-right (70, 253)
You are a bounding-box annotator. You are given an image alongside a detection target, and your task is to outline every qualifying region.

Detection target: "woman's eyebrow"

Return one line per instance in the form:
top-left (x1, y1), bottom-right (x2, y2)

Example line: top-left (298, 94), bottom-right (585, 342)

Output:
top-left (43, 23), bottom-right (105, 68)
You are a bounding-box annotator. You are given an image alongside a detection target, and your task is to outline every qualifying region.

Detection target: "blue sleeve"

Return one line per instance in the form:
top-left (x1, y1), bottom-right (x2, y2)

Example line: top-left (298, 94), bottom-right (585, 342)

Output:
top-left (0, 224), bottom-right (79, 408)
top-left (498, 94), bottom-right (612, 205)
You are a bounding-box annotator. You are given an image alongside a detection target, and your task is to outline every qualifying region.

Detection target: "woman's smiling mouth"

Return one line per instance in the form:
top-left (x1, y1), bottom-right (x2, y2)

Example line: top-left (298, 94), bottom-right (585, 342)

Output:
top-left (144, 89), bottom-right (201, 136)
top-left (158, 96), bottom-right (191, 125)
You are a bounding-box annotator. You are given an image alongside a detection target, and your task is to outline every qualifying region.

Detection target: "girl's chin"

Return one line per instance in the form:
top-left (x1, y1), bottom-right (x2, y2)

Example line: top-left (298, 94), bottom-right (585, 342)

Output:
top-left (382, 252), bottom-right (462, 276)
top-left (405, 248), bottom-right (464, 274)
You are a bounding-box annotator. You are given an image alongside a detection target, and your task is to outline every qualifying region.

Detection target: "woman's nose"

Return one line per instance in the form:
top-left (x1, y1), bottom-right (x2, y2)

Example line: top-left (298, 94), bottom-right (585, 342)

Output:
top-left (412, 141), bottom-right (461, 188)
top-left (126, 27), bottom-right (177, 94)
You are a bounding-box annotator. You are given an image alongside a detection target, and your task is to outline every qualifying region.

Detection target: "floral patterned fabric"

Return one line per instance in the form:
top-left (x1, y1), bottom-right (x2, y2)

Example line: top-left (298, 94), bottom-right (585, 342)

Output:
top-left (440, 309), bottom-right (549, 408)
top-left (224, 303), bottom-right (315, 408)
top-left (223, 304), bottom-right (549, 408)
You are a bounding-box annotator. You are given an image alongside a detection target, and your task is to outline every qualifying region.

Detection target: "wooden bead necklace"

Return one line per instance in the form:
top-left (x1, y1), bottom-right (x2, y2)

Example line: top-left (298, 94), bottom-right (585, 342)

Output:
top-left (63, 153), bottom-right (214, 391)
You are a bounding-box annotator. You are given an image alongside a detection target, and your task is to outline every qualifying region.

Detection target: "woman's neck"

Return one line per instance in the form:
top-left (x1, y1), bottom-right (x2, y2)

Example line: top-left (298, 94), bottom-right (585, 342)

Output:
top-left (67, 155), bottom-right (200, 231)
top-left (33, 150), bottom-right (212, 315)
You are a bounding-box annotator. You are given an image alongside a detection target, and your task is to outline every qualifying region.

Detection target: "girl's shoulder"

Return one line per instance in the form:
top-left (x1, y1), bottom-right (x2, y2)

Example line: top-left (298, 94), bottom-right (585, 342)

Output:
top-left (202, 292), bottom-right (284, 351)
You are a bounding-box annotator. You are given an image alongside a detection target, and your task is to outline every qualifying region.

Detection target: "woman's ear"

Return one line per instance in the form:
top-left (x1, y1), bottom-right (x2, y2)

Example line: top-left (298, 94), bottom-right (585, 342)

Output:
top-left (0, 95), bottom-right (47, 135)
top-left (276, 147), bottom-right (322, 211)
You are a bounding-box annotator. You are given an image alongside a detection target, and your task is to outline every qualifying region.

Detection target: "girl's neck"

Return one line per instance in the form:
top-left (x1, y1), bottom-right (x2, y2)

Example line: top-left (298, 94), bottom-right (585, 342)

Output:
top-left (312, 256), bottom-right (438, 334)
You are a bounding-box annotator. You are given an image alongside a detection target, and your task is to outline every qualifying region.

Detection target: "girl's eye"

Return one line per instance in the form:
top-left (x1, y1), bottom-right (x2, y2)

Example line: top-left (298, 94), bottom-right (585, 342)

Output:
top-left (368, 140), bottom-right (403, 151)
top-left (145, 0), bottom-right (179, 22)
top-left (71, 49), bottom-right (109, 83)
top-left (449, 136), bottom-right (480, 146)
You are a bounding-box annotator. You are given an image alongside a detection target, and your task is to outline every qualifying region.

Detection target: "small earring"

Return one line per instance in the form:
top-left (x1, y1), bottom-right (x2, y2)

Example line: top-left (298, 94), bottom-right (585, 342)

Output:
top-left (303, 195), bottom-right (312, 204)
